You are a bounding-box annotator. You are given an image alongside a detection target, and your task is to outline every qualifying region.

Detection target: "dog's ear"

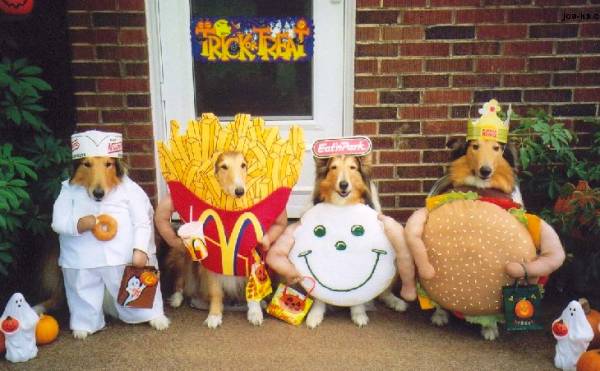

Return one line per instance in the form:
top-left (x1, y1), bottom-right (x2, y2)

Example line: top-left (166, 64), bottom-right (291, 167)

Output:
top-left (358, 153), bottom-right (373, 177)
top-left (69, 159), bottom-right (83, 182)
top-left (115, 158), bottom-right (128, 178)
top-left (503, 142), bottom-right (518, 170)
top-left (314, 157), bottom-right (330, 178)
top-left (446, 137), bottom-right (467, 160)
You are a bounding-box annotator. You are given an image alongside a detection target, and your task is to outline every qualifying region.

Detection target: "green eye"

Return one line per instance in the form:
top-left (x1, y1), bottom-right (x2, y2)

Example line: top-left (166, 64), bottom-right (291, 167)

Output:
top-left (313, 225), bottom-right (326, 237)
top-left (335, 241), bottom-right (347, 251)
top-left (351, 225), bottom-right (365, 236)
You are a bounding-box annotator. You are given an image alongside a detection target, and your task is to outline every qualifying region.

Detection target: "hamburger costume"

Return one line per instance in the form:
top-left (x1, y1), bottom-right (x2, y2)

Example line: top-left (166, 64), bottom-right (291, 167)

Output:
top-left (51, 131), bottom-right (165, 334)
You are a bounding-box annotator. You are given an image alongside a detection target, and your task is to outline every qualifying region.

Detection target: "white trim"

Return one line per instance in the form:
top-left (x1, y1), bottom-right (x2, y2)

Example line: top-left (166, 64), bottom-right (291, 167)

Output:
top-left (343, 0), bottom-right (356, 136)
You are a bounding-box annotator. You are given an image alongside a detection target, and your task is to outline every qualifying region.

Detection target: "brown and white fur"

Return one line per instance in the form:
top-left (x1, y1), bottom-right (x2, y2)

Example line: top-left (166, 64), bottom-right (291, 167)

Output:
top-left (305, 155), bottom-right (408, 329)
top-left (36, 157), bottom-right (170, 337)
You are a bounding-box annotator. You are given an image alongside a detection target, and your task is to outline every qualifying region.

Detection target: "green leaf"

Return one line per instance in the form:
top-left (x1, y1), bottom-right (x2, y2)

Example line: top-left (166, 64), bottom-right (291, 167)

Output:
top-left (21, 76), bottom-right (51, 91)
top-left (18, 66), bottom-right (42, 76)
top-left (0, 252), bottom-right (13, 263)
top-left (5, 106), bottom-right (22, 125)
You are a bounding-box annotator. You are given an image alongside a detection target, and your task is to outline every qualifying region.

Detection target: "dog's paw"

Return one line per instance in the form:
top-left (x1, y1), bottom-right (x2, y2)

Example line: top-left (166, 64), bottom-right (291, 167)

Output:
top-left (32, 304), bottom-right (46, 316)
top-left (380, 294), bottom-right (408, 312)
top-left (351, 312), bottom-right (369, 327)
top-left (169, 292), bottom-right (184, 308)
top-left (431, 308), bottom-right (449, 326)
top-left (481, 325), bottom-right (499, 341)
top-left (204, 314), bottom-right (223, 329)
top-left (149, 315), bottom-right (170, 331)
top-left (306, 310), bottom-right (324, 329)
top-left (73, 330), bottom-right (90, 340)
top-left (247, 308), bottom-right (264, 326)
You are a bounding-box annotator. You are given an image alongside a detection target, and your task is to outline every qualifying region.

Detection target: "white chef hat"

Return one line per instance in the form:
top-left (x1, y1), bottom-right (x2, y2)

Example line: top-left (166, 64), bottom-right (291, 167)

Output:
top-left (71, 130), bottom-right (123, 159)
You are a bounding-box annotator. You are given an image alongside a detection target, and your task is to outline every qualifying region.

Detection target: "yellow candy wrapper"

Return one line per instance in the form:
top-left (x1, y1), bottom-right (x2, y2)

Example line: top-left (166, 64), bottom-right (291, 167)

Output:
top-left (245, 250), bottom-right (272, 301)
top-left (267, 279), bottom-right (315, 326)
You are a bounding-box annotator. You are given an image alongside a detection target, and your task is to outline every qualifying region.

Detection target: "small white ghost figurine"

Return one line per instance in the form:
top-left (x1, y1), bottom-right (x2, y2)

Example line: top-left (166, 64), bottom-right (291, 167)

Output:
top-left (1, 293), bottom-right (40, 363)
top-left (553, 300), bottom-right (594, 371)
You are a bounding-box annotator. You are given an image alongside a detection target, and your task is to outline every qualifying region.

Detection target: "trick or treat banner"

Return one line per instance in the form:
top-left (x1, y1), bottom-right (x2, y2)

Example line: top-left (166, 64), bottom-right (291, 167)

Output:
top-left (190, 17), bottom-right (314, 63)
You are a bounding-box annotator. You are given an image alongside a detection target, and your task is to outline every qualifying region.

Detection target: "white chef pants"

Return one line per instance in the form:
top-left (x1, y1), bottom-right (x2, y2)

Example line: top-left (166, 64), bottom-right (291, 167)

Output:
top-left (62, 263), bottom-right (165, 334)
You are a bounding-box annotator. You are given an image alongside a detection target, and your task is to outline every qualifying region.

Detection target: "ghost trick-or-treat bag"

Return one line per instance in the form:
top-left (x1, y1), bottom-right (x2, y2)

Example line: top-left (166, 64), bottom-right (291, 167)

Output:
top-left (117, 266), bottom-right (159, 309)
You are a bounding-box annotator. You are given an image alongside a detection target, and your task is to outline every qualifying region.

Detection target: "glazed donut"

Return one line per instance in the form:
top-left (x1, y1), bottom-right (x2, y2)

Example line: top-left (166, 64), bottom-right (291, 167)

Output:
top-left (92, 214), bottom-right (118, 241)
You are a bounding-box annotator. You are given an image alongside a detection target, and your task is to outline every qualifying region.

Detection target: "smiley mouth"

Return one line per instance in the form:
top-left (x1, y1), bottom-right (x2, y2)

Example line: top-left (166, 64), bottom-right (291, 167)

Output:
top-left (337, 190), bottom-right (350, 198)
top-left (298, 249), bottom-right (387, 292)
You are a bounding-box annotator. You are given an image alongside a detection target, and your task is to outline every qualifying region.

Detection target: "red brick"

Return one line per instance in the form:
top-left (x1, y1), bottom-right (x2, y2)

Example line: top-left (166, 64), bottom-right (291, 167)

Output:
top-left (354, 122), bottom-right (378, 135)
top-left (431, 0), bottom-right (480, 5)
top-left (580, 57), bottom-right (600, 70)
top-left (355, 76), bottom-right (397, 89)
top-left (483, 0), bottom-right (531, 4)
top-left (126, 123), bottom-right (154, 138)
top-left (380, 91), bottom-right (421, 104)
top-left (403, 75), bottom-right (449, 88)
top-left (379, 121), bottom-right (421, 134)
top-left (67, 0), bottom-right (116, 11)
top-left (76, 94), bottom-right (124, 108)
top-left (477, 25), bottom-right (527, 40)
top-left (97, 46), bottom-right (148, 60)
top-left (557, 41), bottom-right (600, 55)
top-left (71, 45), bottom-right (95, 60)
top-left (383, 0), bottom-right (426, 6)
top-left (539, 0), bottom-right (585, 4)
top-left (396, 165), bottom-right (444, 178)
top-left (97, 78), bottom-right (149, 92)
top-left (118, 0), bottom-right (145, 11)
top-left (126, 94), bottom-right (150, 107)
top-left (456, 9), bottom-right (502, 24)
top-left (398, 136), bottom-right (447, 149)
top-left (76, 109), bottom-right (100, 123)
top-left (354, 107), bottom-right (397, 120)
top-left (422, 121), bottom-right (466, 135)
top-left (70, 29), bottom-right (119, 44)
top-left (552, 104), bottom-right (596, 117)
top-left (371, 137), bottom-right (395, 149)
top-left (140, 183), bottom-right (157, 200)
top-left (530, 25), bottom-right (579, 38)
top-left (68, 12), bottom-right (91, 27)
top-left (574, 89), bottom-right (600, 102)
top-left (452, 74), bottom-right (501, 87)
top-left (123, 139), bottom-right (154, 153)
top-left (554, 73), bottom-right (600, 86)
top-left (379, 209), bottom-right (415, 223)
top-left (453, 42), bottom-right (499, 55)
top-left (73, 78), bottom-right (97, 92)
top-left (355, 59), bottom-right (378, 74)
top-left (474, 90), bottom-right (522, 102)
top-left (92, 13), bottom-right (146, 27)
top-left (356, 44), bottom-right (398, 57)
top-left (379, 180), bottom-right (421, 193)
top-left (119, 29), bottom-right (147, 44)
top-left (356, 26), bottom-right (379, 42)
top-left (396, 195), bottom-right (427, 208)
top-left (125, 63), bottom-right (149, 76)
top-left (381, 26), bottom-right (424, 40)
top-left (423, 150), bottom-right (451, 163)
top-left (357, 11), bottom-right (399, 24)
top-left (128, 153), bottom-right (155, 168)
top-left (371, 166), bottom-right (395, 179)
top-left (425, 26), bottom-right (475, 40)
top-left (426, 59), bottom-right (472, 72)
top-left (450, 105), bottom-right (479, 118)
top-left (102, 109), bottom-right (150, 123)
top-left (476, 58), bottom-right (525, 72)
top-left (402, 10), bottom-right (452, 25)
top-left (399, 106), bottom-right (448, 119)
top-left (355, 91), bottom-right (378, 105)
top-left (378, 195), bottom-right (396, 208)
top-left (529, 57), bottom-right (577, 71)
top-left (506, 8), bottom-right (559, 23)
top-left (379, 151), bottom-right (420, 163)
top-left (399, 43), bottom-right (449, 56)
top-left (503, 41), bottom-right (553, 56)
top-left (357, 0), bottom-right (381, 7)
top-left (581, 24), bottom-right (600, 37)
top-left (503, 74), bottom-right (551, 87)
top-left (128, 169), bottom-right (156, 183)
top-left (77, 123), bottom-right (124, 133)
top-left (380, 59), bottom-right (422, 73)
top-left (523, 89), bottom-right (572, 102)
top-left (71, 62), bottom-right (120, 77)
top-left (423, 90), bottom-right (471, 103)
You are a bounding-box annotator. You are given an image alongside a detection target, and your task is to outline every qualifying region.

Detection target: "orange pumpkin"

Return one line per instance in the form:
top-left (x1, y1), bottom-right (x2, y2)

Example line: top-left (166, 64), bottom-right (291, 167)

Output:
top-left (35, 314), bottom-right (59, 345)
top-left (577, 349), bottom-right (600, 371)
top-left (514, 298), bottom-right (535, 319)
top-left (140, 271), bottom-right (158, 287)
top-left (579, 298), bottom-right (600, 349)
top-left (0, 331), bottom-right (5, 354)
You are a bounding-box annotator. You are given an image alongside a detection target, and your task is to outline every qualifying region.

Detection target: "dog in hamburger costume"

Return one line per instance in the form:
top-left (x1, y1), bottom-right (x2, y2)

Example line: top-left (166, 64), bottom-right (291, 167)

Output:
top-left (403, 100), bottom-right (565, 340)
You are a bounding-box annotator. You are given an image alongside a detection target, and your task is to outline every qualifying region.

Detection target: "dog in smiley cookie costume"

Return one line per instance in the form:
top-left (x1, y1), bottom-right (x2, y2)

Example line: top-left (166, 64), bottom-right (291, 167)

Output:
top-left (404, 100), bottom-right (566, 340)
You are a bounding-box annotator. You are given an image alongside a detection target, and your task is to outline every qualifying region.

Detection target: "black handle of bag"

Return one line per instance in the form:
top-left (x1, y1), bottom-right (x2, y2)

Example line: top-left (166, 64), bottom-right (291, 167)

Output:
top-left (513, 262), bottom-right (529, 288)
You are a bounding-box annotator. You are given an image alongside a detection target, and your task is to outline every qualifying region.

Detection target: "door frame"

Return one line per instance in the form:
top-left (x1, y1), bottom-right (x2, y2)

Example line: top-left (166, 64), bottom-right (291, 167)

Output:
top-left (145, 0), bottom-right (356, 201)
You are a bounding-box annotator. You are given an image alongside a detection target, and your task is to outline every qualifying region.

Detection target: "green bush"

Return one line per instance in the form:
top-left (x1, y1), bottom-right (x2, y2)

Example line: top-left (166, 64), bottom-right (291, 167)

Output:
top-left (0, 58), bottom-right (70, 275)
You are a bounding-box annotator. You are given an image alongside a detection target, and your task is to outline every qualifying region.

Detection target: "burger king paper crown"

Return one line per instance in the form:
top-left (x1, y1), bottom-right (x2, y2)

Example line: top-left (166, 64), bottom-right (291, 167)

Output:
top-left (466, 99), bottom-right (511, 144)
top-left (71, 130), bottom-right (123, 159)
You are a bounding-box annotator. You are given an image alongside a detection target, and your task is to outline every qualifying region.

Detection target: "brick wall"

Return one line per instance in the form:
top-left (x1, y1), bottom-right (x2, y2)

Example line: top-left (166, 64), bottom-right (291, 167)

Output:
top-left (355, 0), bottom-right (600, 222)
top-left (66, 0), bottom-right (156, 200)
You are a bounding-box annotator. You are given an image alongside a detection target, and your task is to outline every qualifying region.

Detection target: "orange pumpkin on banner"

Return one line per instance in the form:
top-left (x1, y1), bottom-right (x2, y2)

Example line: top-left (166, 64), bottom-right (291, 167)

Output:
top-left (0, 0), bottom-right (34, 15)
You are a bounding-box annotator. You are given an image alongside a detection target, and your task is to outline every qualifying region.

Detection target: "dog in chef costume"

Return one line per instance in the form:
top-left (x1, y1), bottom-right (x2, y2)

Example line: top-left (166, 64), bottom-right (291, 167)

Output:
top-left (51, 130), bottom-right (169, 339)
top-left (1, 293), bottom-right (39, 363)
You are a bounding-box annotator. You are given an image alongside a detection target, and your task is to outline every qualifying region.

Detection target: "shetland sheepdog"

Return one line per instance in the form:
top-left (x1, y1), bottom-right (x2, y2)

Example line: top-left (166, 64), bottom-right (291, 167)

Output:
top-left (162, 151), bottom-right (283, 328)
top-left (305, 154), bottom-right (409, 328)
top-left (423, 138), bottom-right (520, 340)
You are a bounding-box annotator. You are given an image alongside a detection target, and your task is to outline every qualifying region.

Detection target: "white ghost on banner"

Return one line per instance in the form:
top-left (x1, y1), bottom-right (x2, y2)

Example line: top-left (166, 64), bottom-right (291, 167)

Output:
top-left (1, 293), bottom-right (40, 363)
top-left (553, 300), bottom-right (594, 371)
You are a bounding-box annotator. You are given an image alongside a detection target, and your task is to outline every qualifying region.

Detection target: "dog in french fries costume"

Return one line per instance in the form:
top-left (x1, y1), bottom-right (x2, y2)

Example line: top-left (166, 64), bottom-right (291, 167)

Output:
top-left (404, 100), bottom-right (565, 340)
top-left (157, 113), bottom-right (304, 325)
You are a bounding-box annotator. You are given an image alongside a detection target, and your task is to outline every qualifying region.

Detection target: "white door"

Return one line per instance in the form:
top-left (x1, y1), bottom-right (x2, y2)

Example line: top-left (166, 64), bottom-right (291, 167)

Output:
top-left (147, 0), bottom-right (353, 217)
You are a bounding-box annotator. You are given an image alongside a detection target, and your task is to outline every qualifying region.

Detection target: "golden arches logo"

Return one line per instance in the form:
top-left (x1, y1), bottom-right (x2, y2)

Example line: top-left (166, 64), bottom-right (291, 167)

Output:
top-left (197, 209), bottom-right (264, 275)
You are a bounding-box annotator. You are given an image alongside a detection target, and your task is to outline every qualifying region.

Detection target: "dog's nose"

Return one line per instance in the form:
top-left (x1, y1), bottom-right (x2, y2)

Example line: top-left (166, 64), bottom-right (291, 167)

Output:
top-left (234, 187), bottom-right (245, 197)
top-left (339, 180), bottom-right (349, 191)
top-left (92, 188), bottom-right (105, 201)
top-left (479, 166), bottom-right (492, 178)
